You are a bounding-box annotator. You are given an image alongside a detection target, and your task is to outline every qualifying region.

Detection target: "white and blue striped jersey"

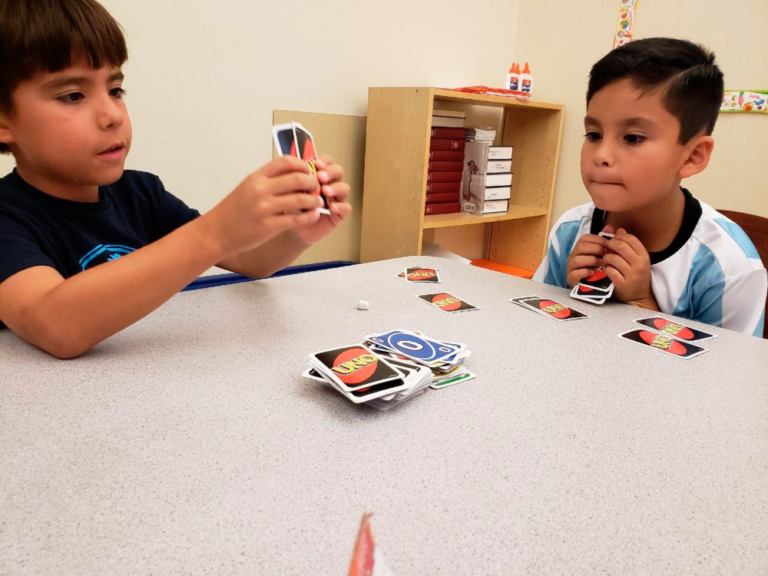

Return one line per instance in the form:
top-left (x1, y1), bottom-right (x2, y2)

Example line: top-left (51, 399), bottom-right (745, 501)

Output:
top-left (533, 190), bottom-right (767, 337)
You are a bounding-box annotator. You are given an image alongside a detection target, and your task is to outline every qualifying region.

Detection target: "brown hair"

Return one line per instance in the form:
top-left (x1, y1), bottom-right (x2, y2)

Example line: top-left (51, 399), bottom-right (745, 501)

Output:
top-left (0, 0), bottom-right (128, 154)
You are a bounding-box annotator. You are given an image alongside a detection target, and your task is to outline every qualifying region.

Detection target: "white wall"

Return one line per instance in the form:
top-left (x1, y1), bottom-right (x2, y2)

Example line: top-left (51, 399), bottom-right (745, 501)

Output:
top-left (514, 0), bottom-right (768, 223)
top-left (0, 0), bottom-right (521, 217)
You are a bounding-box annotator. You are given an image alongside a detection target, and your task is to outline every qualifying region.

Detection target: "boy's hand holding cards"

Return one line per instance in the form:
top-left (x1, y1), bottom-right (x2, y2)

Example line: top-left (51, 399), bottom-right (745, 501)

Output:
top-left (570, 231), bottom-right (614, 305)
top-left (272, 121), bottom-right (330, 215)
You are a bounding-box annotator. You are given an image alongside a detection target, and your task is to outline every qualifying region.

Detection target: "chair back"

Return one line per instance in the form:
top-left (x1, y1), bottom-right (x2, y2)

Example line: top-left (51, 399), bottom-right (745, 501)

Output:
top-left (718, 209), bottom-right (768, 339)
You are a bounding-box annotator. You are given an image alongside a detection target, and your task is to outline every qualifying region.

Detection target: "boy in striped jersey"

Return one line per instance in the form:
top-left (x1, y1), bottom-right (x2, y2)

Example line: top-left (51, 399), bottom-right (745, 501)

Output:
top-left (534, 38), bottom-right (766, 337)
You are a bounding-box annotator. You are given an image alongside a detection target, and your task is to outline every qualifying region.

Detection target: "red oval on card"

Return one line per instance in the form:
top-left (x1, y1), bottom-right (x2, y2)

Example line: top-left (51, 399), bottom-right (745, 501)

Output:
top-left (652, 319), bottom-right (694, 340)
top-left (585, 270), bottom-right (607, 282)
top-left (639, 330), bottom-right (687, 355)
top-left (432, 293), bottom-right (461, 311)
top-left (332, 347), bottom-right (378, 385)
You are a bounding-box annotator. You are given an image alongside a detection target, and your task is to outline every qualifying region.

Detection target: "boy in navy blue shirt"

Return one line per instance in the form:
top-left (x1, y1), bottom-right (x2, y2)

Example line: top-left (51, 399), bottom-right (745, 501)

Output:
top-left (0, 0), bottom-right (352, 357)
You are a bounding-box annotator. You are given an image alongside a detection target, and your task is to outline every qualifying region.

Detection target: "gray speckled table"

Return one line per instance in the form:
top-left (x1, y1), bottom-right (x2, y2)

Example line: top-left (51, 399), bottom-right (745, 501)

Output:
top-left (1, 256), bottom-right (767, 575)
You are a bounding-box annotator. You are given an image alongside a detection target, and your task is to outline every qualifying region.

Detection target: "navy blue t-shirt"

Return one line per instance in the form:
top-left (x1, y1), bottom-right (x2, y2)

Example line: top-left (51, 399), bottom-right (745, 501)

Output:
top-left (0, 167), bottom-right (200, 293)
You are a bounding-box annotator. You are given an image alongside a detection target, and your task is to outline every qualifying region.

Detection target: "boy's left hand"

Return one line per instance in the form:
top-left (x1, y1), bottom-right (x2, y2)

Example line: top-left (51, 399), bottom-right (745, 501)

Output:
top-left (603, 228), bottom-right (659, 310)
top-left (292, 156), bottom-right (352, 246)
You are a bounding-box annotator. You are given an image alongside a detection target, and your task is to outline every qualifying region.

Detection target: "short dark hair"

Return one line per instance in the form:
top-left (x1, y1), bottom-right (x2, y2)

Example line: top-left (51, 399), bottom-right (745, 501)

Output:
top-left (587, 38), bottom-right (724, 144)
top-left (0, 0), bottom-right (128, 154)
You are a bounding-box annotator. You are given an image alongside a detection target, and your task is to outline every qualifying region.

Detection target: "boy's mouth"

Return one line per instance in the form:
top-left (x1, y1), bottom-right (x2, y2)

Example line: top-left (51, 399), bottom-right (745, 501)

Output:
top-left (98, 143), bottom-right (124, 156)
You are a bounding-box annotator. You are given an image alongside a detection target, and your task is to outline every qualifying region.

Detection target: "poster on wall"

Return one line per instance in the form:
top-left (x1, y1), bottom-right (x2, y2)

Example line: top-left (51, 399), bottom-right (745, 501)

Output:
top-left (612, 0), bottom-right (638, 49)
top-left (720, 90), bottom-right (768, 114)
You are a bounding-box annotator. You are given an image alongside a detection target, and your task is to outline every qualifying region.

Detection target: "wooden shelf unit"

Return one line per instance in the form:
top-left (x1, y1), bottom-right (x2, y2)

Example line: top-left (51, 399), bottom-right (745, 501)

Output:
top-left (360, 87), bottom-right (564, 273)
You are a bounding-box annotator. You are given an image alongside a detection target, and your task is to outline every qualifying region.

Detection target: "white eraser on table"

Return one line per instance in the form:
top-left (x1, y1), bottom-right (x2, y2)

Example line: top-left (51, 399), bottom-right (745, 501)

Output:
top-left (356, 300), bottom-right (370, 310)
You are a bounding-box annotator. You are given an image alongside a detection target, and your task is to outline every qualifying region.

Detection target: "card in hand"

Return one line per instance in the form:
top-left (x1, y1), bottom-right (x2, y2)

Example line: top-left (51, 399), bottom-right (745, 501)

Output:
top-left (579, 269), bottom-right (613, 291)
top-left (271, 121), bottom-right (330, 215)
top-left (570, 284), bottom-right (609, 305)
top-left (272, 122), bottom-right (299, 157)
top-left (418, 293), bottom-right (478, 313)
top-left (510, 296), bottom-right (589, 321)
top-left (404, 267), bottom-right (441, 283)
top-left (619, 329), bottom-right (708, 359)
top-left (634, 317), bottom-right (717, 342)
top-left (310, 344), bottom-right (401, 392)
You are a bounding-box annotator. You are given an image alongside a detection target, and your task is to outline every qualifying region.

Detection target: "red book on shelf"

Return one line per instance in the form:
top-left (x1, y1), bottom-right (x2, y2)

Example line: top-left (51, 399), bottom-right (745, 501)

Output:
top-left (429, 150), bottom-right (465, 161)
top-left (426, 171), bottom-right (462, 183)
top-left (430, 139), bottom-right (465, 151)
top-left (431, 127), bottom-right (467, 140)
top-left (425, 182), bottom-right (460, 194)
top-left (427, 161), bottom-right (464, 172)
top-left (424, 201), bottom-right (461, 215)
top-left (426, 192), bottom-right (460, 203)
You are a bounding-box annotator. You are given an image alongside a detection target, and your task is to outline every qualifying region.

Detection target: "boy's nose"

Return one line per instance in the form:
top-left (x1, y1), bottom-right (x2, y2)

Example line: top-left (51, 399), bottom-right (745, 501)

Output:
top-left (593, 140), bottom-right (615, 167)
top-left (96, 97), bottom-right (124, 130)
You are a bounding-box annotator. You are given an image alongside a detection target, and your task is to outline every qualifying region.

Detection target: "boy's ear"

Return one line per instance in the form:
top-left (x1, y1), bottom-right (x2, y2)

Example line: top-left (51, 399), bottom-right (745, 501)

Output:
top-left (0, 114), bottom-right (15, 147)
top-left (678, 134), bottom-right (714, 179)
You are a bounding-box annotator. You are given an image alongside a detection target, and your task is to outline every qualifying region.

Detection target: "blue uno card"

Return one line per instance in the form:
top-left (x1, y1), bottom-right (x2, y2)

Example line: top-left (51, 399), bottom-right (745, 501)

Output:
top-left (367, 330), bottom-right (457, 364)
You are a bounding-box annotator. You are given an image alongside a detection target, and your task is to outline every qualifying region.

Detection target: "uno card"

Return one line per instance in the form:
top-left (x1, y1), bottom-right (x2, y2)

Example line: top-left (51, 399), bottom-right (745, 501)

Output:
top-left (417, 293), bottom-right (478, 313)
top-left (272, 122), bottom-right (298, 157)
top-left (619, 329), bottom-right (708, 359)
top-left (272, 122), bottom-right (330, 215)
top-left (310, 344), bottom-right (401, 392)
top-left (404, 267), bottom-right (441, 283)
top-left (578, 269), bottom-right (613, 292)
top-left (570, 284), bottom-right (609, 304)
top-left (599, 231), bottom-right (614, 240)
top-left (510, 296), bottom-right (590, 321)
top-left (634, 317), bottom-right (717, 342)
top-left (367, 329), bottom-right (458, 365)
top-left (429, 370), bottom-right (476, 390)
top-left (293, 122), bottom-right (317, 161)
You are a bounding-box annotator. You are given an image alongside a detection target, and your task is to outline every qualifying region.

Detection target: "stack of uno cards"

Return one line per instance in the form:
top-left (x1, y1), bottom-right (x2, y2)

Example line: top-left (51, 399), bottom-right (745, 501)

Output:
top-left (570, 231), bottom-right (614, 305)
top-left (271, 121), bottom-right (330, 215)
top-left (396, 266), bottom-right (441, 283)
top-left (304, 343), bottom-right (432, 411)
top-left (509, 296), bottom-right (589, 321)
top-left (365, 329), bottom-right (475, 390)
top-left (618, 316), bottom-right (716, 360)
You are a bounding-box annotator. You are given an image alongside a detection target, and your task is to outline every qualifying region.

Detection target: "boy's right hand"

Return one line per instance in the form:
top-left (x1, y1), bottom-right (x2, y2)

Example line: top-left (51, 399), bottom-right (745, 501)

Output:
top-left (202, 156), bottom-right (325, 257)
top-left (566, 232), bottom-right (609, 287)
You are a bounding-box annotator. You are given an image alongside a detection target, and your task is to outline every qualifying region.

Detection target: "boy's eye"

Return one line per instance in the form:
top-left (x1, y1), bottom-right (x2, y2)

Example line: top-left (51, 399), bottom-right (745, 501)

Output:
top-left (624, 134), bottom-right (646, 144)
top-left (110, 87), bottom-right (127, 98)
top-left (584, 131), bottom-right (601, 142)
top-left (58, 92), bottom-right (84, 104)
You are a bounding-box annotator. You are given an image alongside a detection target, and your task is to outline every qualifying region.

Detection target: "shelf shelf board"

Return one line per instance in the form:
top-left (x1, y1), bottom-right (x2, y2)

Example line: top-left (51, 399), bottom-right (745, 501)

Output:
top-left (422, 205), bottom-right (547, 229)
top-left (432, 88), bottom-right (563, 111)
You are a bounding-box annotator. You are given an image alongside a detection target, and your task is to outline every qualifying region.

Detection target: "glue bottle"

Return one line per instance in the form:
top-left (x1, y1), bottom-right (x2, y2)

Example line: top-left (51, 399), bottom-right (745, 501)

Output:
top-left (520, 62), bottom-right (533, 95)
top-left (507, 63), bottom-right (520, 92)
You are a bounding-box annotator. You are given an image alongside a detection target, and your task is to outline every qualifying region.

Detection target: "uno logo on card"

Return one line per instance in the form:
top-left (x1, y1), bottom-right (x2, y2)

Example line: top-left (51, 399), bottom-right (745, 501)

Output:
top-left (408, 269), bottom-right (436, 281)
top-left (431, 293), bottom-right (461, 311)
top-left (640, 331), bottom-right (687, 355)
top-left (654, 319), bottom-right (694, 340)
top-left (539, 300), bottom-right (571, 319)
top-left (331, 348), bottom-right (379, 384)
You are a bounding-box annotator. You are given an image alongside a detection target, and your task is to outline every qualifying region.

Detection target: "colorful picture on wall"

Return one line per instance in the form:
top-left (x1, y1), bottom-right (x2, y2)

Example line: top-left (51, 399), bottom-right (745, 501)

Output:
top-left (720, 90), bottom-right (768, 114)
top-left (613, 0), bottom-right (638, 49)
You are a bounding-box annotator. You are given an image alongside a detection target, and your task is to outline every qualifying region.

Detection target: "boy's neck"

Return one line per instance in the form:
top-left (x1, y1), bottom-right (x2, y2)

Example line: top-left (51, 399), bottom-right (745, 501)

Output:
top-left (605, 184), bottom-right (686, 253)
top-left (16, 163), bottom-right (100, 203)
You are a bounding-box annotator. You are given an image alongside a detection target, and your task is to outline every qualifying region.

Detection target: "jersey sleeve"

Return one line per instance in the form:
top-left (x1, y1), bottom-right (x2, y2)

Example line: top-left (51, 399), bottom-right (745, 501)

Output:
top-left (0, 211), bottom-right (57, 285)
top-left (533, 214), bottom-right (586, 288)
top-left (695, 268), bottom-right (767, 337)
